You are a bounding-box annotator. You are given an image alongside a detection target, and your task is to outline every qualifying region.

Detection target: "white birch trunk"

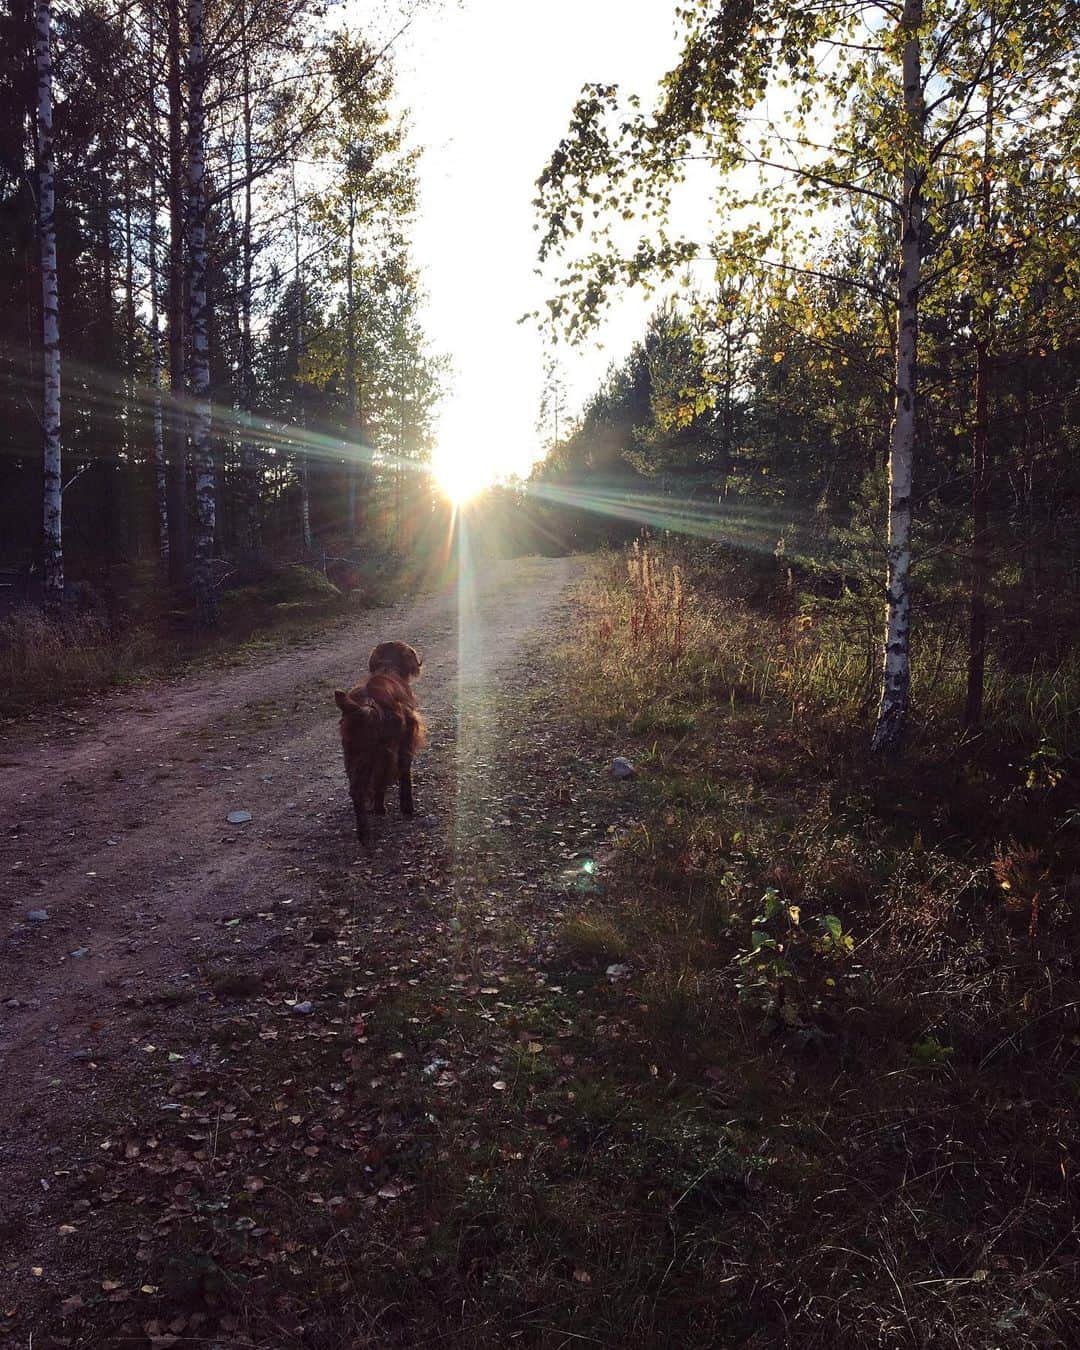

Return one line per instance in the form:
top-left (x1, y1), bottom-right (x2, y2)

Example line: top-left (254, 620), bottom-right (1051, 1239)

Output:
top-left (238, 0), bottom-right (260, 554)
top-left (35, 0), bottom-right (63, 615)
top-left (871, 0), bottom-right (923, 755)
top-left (300, 457), bottom-right (312, 551)
top-left (148, 3), bottom-right (169, 564)
top-left (345, 195), bottom-right (359, 539)
top-left (186, 0), bottom-right (216, 624)
top-left (165, 0), bottom-right (188, 582)
top-left (150, 195), bottom-right (169, 562)
top-left (292, 162), bottom-right (312, 551)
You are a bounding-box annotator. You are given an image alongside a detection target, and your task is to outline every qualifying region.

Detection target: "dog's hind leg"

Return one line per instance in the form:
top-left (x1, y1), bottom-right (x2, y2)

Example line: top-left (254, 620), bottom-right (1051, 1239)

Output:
top-left (372, 757), bottom-right (391, 815)
top-left (349, 768), bottom-right (369, 844)
top-left (399, 752), bottom-right (415, 816)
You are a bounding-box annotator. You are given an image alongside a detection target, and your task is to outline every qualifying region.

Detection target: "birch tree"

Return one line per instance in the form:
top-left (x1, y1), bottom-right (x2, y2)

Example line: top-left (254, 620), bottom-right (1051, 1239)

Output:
top-left (34, 0), bottom-right (63, 614)
top-left (186, 0), bottom-right (216, 624)
top-left (165, 0), bottom-right (188, 583)
top-left (536, 0), bottom-right (1079, 755)
top-left (237, 0), bottom-right (260, 554)
top-left (147, 0), bottom-right (169, 565)
top-left (870, 0), bottom-right (923, 754)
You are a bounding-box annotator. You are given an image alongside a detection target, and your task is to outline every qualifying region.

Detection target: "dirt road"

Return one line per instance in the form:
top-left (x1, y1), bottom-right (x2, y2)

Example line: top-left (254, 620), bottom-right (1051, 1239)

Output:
top-left (0, 554), bottom-right (576, 1283)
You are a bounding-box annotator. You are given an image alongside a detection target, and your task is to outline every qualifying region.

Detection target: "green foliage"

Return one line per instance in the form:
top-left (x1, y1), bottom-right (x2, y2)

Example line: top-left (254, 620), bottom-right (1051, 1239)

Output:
top-left (911, 1034), bottom-right (954, 1066)
top-left (734, 887), bottom-right (856, 1027)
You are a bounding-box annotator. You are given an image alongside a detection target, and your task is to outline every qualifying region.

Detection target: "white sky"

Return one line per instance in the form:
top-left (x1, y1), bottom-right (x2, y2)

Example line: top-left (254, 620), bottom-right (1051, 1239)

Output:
top-left (386, 0), bottom-right (687, 490)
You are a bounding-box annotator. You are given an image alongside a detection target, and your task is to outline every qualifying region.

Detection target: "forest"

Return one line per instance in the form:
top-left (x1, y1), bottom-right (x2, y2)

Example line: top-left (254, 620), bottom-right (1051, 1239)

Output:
top-left (2, 0), bottom-right (1080, 1347)
top-left (1, 0), bottom-right (443, 639)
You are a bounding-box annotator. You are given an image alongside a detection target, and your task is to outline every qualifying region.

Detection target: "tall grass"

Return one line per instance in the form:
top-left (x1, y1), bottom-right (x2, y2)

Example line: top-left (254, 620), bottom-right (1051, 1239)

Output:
top-left (0, 608), bottom-right (155, 712)
top-left (0, 564), bottom-right (369, 715)
top-left (582, 544), bottom-right (787, 723)
top-left (789, 601), bottom-right (1080, 750)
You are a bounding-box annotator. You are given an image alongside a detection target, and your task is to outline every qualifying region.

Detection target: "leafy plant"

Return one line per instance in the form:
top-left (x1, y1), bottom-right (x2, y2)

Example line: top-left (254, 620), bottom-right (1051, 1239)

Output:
top-left (911, 1035), bottom-right (954, 1067)
top-left (734, 888), bottom-right (856, 1029)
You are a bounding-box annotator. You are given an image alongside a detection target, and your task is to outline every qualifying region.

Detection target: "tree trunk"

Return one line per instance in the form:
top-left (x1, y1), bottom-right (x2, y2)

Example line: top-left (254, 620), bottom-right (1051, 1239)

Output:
top-left (186, 0), bottom-right (216, 624)
top-left (34, 0), bottom-right (62, 615)
top-left (238, 0), bottom-right (261, 554)
top-left (964, 17), bottom-right (995, 730)
top-left (147, 1), bottom-right (169, 565)
top-left (98, 168), bottom-right (118, 571)
top-left (123, 134), bottom-right (138, 558)
top-left (165, 0), bottom-right (188, 585)
top-left (965, 340), bottom-right (989, 727)
top-left (871, 0), bottom-right (923, 756)
top-left (345, 194), bottom-right (359, 539)
top-left (291, 163), bottom-right (312, 551)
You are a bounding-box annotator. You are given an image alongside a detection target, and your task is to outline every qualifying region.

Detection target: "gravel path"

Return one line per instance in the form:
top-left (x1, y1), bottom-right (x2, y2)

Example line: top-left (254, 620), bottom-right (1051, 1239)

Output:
top-left (0, 554), bottom-right (577, 1308)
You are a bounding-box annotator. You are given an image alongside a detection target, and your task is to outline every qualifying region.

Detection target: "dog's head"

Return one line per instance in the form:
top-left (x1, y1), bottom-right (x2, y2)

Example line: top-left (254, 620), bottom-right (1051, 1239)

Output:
top-left (368, 640), bottom-right (422, 681)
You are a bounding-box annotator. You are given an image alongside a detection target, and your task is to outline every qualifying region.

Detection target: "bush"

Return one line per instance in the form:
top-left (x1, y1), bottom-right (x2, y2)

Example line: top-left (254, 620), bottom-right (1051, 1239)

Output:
top-left (254, 564), bottom-right (341, 604)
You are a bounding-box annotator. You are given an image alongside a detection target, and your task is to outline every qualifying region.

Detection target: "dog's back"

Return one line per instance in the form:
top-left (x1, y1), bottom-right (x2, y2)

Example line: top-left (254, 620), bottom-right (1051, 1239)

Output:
top-left (335, 648), bottom-right (426, 843)
top-left (335, 673), bottom-right (425, 758)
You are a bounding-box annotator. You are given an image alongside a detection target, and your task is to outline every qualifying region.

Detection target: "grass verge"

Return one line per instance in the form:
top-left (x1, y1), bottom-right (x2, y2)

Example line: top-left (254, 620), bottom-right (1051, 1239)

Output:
top-left (0, 563), bottom-right (395, 717)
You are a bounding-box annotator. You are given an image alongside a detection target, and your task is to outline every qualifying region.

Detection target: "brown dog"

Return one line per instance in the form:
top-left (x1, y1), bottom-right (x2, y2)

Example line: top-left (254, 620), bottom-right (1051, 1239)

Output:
top-left (334, 641), bottom-right (425, 844)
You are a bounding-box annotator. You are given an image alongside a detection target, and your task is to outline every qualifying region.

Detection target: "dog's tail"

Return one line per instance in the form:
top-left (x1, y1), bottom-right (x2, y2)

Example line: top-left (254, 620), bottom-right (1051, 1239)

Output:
top-left (408, 710), bottom-right (428, 753)
top-left (334, 689), bottom-right (379, 718)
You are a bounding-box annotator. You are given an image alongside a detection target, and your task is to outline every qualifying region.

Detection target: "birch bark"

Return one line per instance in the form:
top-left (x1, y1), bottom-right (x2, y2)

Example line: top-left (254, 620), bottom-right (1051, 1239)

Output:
top-left (871, 0), bottom-right (924, 755)
top-left (35, 0), bottom-right (63, 615)
top-left (238, 0), bottom-right (261, 554)
top-left (148, 3), bottom-right (169, 565)
top-left (165, 0), bottom-right (188, 584)
top-left (345, 194), bottom-right (360, 538)
top-left (292, 162), bottom-right (312, 551)
top-left (186, 0), bottom-right (217, 624)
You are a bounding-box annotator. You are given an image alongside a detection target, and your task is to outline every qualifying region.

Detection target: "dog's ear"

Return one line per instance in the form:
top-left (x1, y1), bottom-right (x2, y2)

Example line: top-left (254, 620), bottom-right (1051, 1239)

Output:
top-left (334, 689), bottom-right (349, 712)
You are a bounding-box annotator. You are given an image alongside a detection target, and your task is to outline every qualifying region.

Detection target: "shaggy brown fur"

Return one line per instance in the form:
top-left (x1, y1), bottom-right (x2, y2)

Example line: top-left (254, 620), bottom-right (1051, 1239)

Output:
top-left (334, 641), bottom-right (425, 844)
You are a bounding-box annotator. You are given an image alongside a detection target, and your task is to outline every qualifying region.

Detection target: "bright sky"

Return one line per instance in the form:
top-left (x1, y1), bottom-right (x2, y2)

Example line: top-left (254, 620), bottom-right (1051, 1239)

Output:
top-left (385, 0), bottom-right (686, 497)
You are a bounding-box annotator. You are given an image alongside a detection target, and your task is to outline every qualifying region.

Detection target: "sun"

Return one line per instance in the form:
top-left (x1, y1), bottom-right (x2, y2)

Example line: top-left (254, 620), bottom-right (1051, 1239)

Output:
top-left (430, 445), bottom-right (497, 505)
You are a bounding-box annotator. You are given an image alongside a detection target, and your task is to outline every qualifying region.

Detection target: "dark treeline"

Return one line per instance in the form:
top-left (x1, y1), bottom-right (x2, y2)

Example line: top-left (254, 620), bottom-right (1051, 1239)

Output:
top-left (1, 0), bottom-right (443, 624)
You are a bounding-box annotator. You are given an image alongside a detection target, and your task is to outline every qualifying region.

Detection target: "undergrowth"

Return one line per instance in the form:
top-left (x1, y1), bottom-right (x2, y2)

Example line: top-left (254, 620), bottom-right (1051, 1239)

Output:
top-left (556, 540), bottom-right (1080, 1347)
top-left (0, 563), bottom-right (391, 715)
